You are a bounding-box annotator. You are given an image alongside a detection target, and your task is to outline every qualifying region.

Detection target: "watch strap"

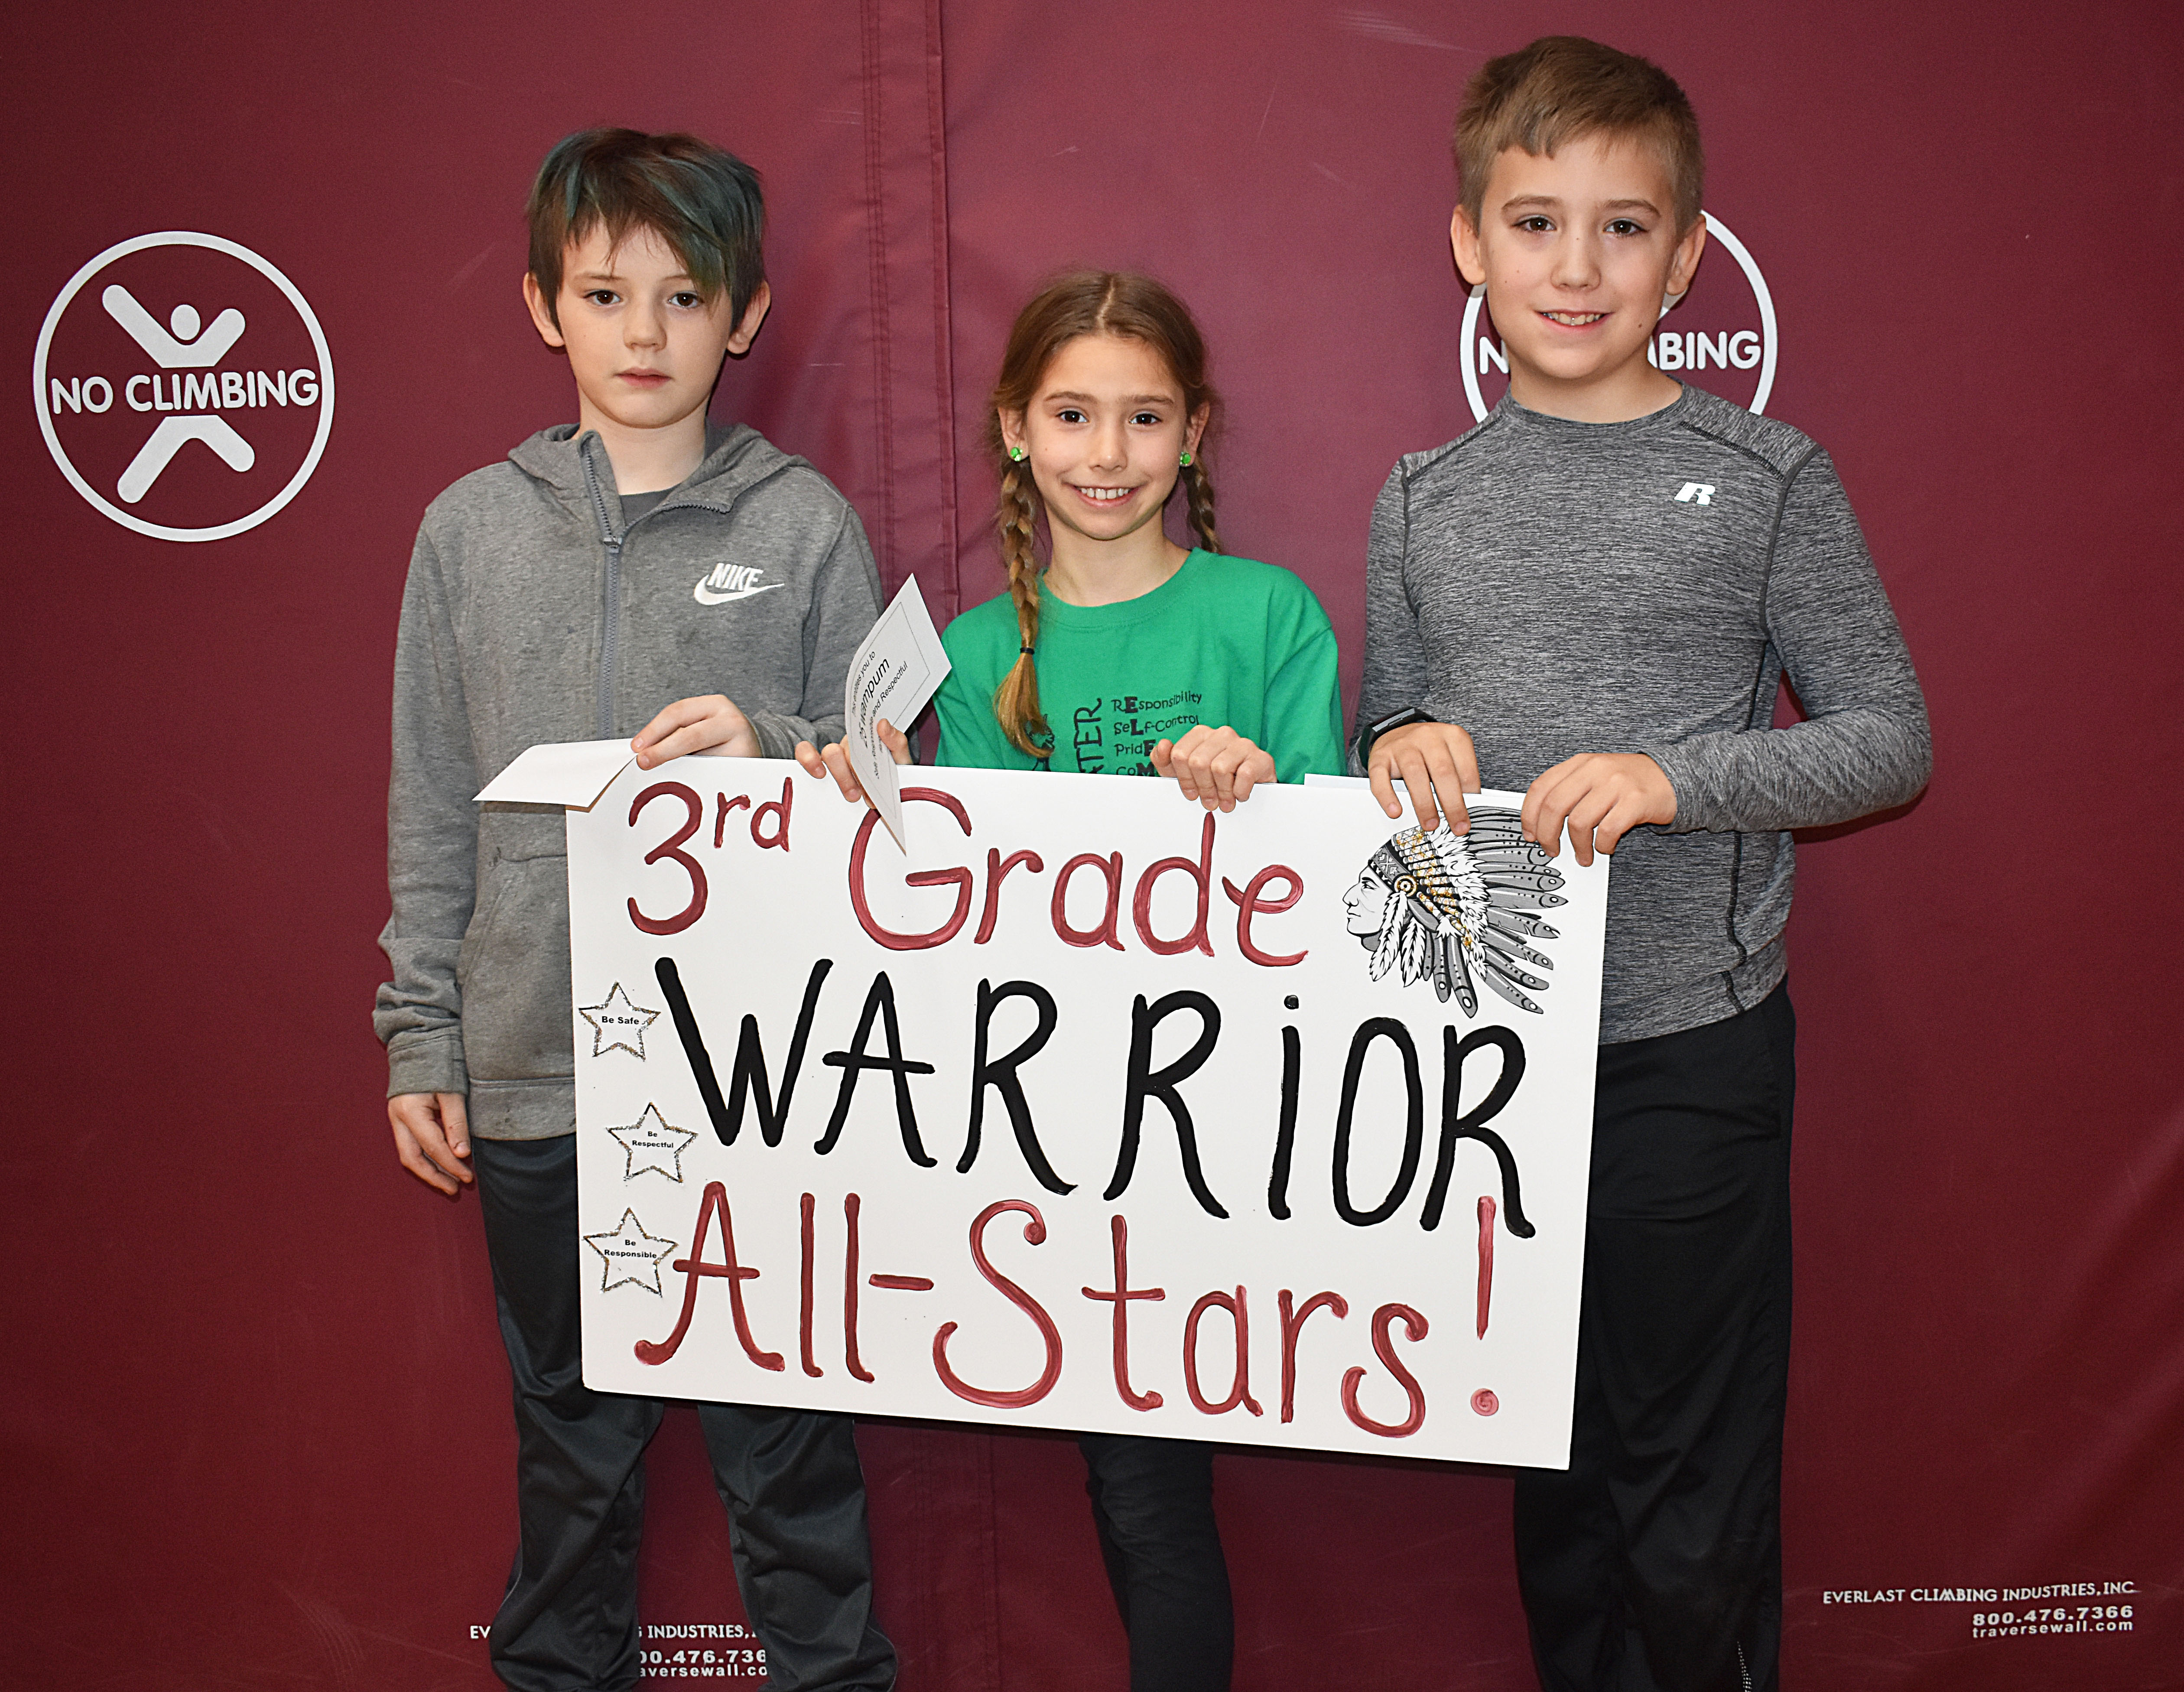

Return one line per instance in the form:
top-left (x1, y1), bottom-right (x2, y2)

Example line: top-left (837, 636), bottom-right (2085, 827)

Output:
top-left (1355, 706), bottom-right (1437, 770)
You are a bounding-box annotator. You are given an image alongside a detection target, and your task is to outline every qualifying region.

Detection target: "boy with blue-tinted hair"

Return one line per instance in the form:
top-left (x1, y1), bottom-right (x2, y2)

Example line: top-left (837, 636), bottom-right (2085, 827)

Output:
top-left (374, 129), bottom-right (894, 1692)
top-left (1354, 37), bottom-right (1930, 1692)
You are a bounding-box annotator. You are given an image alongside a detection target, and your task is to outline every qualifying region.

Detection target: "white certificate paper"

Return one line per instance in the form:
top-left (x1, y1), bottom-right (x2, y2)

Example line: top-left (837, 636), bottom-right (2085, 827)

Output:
top-left (845, 574), bottom-right (951, 848)
top-left (473, 739), bottom-right (635, 809)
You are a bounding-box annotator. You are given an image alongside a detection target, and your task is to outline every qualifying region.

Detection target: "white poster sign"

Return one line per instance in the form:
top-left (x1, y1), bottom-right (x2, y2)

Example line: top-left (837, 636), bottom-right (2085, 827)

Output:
top-left (564, 760), bottom-right (1607, 1466)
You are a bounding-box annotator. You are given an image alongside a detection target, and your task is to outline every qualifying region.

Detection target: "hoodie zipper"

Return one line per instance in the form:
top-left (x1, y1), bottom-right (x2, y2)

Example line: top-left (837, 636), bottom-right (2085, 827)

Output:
top-left (579, 440), bottom-right (623, 739)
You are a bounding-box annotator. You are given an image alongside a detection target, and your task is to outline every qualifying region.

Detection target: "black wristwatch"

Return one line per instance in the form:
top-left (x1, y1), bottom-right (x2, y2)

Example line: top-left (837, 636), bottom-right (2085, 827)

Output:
top-left (1355, 706), bottom-right (1437, 769)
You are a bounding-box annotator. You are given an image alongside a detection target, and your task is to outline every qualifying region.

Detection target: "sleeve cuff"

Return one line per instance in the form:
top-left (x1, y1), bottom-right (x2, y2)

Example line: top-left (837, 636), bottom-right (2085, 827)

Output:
top-left (387, 1028), bottom-right (469, 1100)
top-left (1632, 740), bottom-right (1710, 835)
top-left (748, 712), bottom-right (823, 759)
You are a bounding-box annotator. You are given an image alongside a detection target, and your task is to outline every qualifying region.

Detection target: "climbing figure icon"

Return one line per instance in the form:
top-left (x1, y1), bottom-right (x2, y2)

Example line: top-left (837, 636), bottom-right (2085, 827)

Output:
top-left (101, 283), bottom-right (256, 502)
top-left (36, 230), bottom-right (335, 542)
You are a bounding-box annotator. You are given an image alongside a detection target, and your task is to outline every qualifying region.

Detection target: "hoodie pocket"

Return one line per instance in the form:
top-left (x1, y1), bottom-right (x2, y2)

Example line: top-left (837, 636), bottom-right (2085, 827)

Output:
top-left (458, 849), bottom-right (574, 1083)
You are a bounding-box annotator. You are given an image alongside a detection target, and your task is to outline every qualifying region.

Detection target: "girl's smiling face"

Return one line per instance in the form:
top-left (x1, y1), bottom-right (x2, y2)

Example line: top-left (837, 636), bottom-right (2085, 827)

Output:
top-left (1001, 333), bottom-right (1208, 555)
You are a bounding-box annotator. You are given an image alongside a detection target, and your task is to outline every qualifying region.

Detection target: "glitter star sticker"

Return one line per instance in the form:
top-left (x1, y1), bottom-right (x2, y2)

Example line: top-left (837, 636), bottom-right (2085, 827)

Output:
top-left (578, 982), bottom-right (661, 1059)
top-left (583, 1209), bottom-right (679, 1295)
top-left (609, 1103), bottom-right (699, 1183)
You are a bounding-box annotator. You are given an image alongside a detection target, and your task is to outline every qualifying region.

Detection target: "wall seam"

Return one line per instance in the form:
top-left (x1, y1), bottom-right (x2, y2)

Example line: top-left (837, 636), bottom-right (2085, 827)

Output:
top-left (923, 0), bottom-right (959, 618)
top-left (859, 0), bottom-right (898, 578)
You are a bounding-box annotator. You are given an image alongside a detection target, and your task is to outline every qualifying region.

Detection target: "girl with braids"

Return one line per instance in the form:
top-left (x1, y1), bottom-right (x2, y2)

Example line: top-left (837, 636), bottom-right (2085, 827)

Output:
top-left (813, 270), bottom-right (1342, 1692)
top-left (932, 270), bottom-right (1344, 807)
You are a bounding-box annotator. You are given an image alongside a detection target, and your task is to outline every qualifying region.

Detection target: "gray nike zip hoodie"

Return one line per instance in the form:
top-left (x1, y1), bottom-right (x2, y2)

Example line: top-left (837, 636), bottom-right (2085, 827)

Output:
top-left (374, 423), bottom-right (883, 1139)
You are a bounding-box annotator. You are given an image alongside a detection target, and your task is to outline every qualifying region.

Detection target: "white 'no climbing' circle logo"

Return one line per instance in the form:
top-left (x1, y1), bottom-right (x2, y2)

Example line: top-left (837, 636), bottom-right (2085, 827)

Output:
top-left (33, 231), bottom-right (336, 543)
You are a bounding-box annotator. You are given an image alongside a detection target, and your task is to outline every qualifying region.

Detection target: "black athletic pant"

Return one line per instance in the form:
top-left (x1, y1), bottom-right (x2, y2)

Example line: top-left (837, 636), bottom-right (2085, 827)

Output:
top-left (1514, 986), bottom-right (1795, 1692)
top-left (1078, 1433), bottom-right (1233, 1692)
top-left (474, 1135), bottom-right (896, 1692)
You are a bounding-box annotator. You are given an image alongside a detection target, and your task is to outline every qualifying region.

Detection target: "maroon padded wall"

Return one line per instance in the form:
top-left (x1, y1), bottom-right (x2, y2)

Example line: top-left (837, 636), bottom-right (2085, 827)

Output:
top-left (6, 3), bottom-right (2180, 1689)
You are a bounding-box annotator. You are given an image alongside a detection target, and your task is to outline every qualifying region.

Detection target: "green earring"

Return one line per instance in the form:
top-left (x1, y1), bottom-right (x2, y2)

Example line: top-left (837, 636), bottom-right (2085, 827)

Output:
top-left (1180, 450), bottom-right (1194, 467)
top-left (1008, 445), bottom-right (1027, 462)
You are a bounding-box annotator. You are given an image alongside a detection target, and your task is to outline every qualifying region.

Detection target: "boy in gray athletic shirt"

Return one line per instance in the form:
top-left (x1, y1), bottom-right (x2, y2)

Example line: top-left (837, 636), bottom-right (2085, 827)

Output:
top-left (1353, 39), bottom-right (1929, 1692)
top-left (374, 130), bottom-right (894, 1692)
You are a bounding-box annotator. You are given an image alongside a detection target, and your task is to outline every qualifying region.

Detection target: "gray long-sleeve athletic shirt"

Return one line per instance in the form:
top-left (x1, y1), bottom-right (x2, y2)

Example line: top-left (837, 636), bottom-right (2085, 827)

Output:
top-left (1355, 385), bottom-right (1930, 1044)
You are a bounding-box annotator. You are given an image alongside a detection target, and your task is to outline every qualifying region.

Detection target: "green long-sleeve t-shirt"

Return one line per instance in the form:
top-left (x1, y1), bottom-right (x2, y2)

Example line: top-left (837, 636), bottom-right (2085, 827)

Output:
top-left (933, 550), bottom-right (1346, 779)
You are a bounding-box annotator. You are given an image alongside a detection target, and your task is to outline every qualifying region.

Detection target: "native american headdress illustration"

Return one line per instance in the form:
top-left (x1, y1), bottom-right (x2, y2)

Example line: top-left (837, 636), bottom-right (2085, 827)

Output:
top-left (1345, 808), bottom-right (1567, 1015)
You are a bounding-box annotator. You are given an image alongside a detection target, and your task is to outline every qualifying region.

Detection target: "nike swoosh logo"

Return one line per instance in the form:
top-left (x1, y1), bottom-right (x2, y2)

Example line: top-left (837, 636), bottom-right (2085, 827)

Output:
top-left (693, 581), bottom-right (787, 606)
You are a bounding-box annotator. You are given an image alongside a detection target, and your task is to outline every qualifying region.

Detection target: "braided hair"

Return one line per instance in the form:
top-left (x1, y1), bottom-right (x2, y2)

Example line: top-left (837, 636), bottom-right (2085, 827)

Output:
top-left (986, 271), bottom-right (1222, 759)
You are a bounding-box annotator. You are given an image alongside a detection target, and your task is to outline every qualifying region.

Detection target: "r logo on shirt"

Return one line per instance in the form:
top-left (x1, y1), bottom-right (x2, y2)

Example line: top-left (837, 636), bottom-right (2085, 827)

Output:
top-left (1674, 482), bottom-right (1716, 507)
